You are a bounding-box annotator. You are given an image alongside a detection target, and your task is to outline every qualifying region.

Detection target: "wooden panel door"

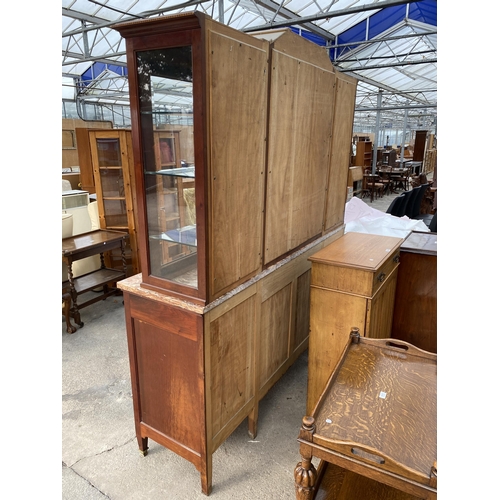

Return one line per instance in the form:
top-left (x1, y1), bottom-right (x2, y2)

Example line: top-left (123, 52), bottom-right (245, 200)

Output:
top-left (366, 268), bottom-right (398, 338)
top-left (324, 72), bottom-right (358, 231)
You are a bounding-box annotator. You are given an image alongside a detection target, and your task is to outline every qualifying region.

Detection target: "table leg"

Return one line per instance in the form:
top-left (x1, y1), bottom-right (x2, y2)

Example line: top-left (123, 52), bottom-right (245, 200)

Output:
top-left (295, 416), bottom-right (318, 500)
top-left (62, 292), bottom-right (77, 333)
top-left (67, 261), bottom-right (83, 327)
top-left (294, 455), bottom-right (317, 500)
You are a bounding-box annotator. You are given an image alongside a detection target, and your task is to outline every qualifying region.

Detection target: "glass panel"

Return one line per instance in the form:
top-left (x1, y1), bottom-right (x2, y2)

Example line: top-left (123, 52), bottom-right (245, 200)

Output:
top-left (103, 199), bottom-right (128, 228)
top-left (100, 168), bottom-right (125, 198)
top-left (136, 46), bottom-right (197, 289)
top-left (96, 138), bottom-right (122, 167)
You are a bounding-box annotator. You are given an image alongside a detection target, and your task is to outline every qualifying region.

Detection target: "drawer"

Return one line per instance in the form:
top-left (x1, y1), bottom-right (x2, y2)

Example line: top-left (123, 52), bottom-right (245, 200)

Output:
top-left (309, 233), bottom-right (403, 297)
top-left (371, 248), bottom-right (400, 295)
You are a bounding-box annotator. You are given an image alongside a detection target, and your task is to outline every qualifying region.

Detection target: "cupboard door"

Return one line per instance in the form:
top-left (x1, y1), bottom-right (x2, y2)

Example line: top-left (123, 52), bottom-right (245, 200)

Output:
top-left (366, 269), bottom-right (398, 338)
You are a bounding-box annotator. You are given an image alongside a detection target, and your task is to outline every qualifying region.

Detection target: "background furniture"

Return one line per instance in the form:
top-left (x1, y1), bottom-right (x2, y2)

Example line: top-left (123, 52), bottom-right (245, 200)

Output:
top-left (412, 130), bottom-right (427, 162)
top-left (295, 331), bottom-right (437, 500)
top-left (382, 148), bottom-right (397, 167)
top-left (115, 12), bottom-right (357, 495)
top-left (392, 231), bottom-right (437, 353)
top-left (306, 232), bottom-right (402, 413)
top-left (62, 229), bottom-right (128, 328)
top-left (362, 171), bottom-right (384, 202)
top-left (355, 140), bottom-right (372, 167)
top-left (347, 166), bottom-right (363, 198)
top-left (77, 128), bottom-right (140, 276)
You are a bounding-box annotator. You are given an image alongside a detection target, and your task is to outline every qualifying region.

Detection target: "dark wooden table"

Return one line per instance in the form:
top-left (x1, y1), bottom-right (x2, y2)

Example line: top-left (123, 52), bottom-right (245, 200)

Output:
top-left (294, 330), bottom-right (437, 500)
top-left (377, 167), bottom-right (410, 192)
top-left (62, 229), bottom-right (128, 328)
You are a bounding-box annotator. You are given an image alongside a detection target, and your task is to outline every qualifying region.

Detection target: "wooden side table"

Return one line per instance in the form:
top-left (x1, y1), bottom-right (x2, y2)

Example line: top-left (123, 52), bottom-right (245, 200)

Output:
top-left (294, 330), bottom-right (437, 500)
top-left (62, 229), bottom-right (128, 328)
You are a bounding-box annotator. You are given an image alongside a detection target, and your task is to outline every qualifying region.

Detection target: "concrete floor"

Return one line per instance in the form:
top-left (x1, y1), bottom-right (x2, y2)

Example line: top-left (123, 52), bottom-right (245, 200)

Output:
top-left (61, 189), bottom-right (400, 500)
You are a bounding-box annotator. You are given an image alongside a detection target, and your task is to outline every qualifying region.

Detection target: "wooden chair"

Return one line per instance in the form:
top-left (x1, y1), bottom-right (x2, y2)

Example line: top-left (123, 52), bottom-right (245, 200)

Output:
top-left (378, 167), bottom-right (393, 195)
top-left (392, 168), bottom-right (409, 191)
top-left (362, 169), bottom-right (384, 202)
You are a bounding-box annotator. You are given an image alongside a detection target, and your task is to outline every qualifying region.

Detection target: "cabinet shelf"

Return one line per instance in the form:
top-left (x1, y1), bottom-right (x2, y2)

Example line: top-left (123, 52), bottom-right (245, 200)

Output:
top-left (63, 268), bottom-right (126, 296)
top-left (151, 224), bottom-right (197, 247)
top-left (148, 166), bottom-right (195, 178)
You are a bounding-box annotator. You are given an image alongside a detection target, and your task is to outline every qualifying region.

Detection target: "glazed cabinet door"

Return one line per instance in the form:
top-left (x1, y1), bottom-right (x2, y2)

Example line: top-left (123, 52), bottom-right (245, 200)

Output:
top-left (126, 32), bottom-right (207, 302)
top-left (90, 129), bottom-right (140, 275)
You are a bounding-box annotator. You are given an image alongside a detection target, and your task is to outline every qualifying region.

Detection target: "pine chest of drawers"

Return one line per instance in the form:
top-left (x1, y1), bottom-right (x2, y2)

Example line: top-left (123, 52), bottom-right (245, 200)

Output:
top-left (307, 232), bottom-right (403, 412)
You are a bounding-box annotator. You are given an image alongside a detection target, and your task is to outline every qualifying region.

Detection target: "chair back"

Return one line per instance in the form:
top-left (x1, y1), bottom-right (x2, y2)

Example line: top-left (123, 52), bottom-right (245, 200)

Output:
top-left (395, 190), bottom-right (412, 217)
top-left (408, 183), bottom-right (430, 218)
top-left (386, 194), bottom-right (403, 215)
top-left (403, 186), bottom-right (421, 217)
top-left (429, 211), bottom-right (437, 233)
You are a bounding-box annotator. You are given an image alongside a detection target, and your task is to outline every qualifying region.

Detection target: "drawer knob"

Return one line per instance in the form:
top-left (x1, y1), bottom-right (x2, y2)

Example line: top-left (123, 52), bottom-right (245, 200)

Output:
top-left (377, 273), bottom-right (386, 282)
top-left (393, 255), bottom-right (400, 263)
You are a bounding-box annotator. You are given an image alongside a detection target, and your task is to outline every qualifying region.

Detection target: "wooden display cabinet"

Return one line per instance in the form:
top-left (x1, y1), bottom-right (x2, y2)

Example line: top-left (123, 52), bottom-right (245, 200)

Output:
top-left (114, 12), bottom-right (357, 495)
top-left (306, 232), bottom-right (403, 413)
top-left (88, 129), bottom-right (140, 276)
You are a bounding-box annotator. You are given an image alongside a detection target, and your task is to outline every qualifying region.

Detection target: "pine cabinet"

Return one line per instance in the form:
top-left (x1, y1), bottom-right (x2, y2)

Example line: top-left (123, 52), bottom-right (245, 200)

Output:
top-left (307, 232), bottom-right (403, 413)
top-left (114, 11), bottom-right (357, 495)
top-left (87, 129), bottom-right (140, 276)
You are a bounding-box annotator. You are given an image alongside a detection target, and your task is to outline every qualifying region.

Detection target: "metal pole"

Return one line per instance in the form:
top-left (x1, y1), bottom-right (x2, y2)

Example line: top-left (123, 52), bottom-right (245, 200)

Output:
top-left (372, 90), bottom-right (382, 174)
top-left (219, 0), bottom-right (224, 23)
top-left (400, 107), bottom-right (408, 168)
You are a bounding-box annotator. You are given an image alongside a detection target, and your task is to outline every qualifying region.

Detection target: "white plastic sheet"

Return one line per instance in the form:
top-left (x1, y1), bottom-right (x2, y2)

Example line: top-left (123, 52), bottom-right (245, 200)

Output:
top-left (344, 196), bottom-right (429, 238)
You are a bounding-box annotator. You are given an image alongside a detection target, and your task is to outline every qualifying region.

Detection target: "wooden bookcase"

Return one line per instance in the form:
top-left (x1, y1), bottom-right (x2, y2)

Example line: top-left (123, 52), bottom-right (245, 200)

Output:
top-left (114, 12), bottom-right (357, 495)
top-left (355, 140), bottom-right (372, 167)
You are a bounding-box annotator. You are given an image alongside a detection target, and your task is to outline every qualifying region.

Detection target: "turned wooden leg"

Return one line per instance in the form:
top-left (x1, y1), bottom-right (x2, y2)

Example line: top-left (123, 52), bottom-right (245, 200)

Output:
top-left (67, 262), bottom-right (83, 327)
top-left (63, 293), bottom-right (77, 334)
top-left (295, 416), bottom-right (318, 500)
top-left (294, 456), bottom-right (317, 500)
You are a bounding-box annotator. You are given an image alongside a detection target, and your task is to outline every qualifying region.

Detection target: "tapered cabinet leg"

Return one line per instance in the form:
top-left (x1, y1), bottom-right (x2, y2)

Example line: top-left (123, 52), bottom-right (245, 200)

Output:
top-left (200, 451), bottom-right (212, 495)
top-left (138, 436), bottom-right (148, 456)
top-left (247, 405), bottom-right (258, 439)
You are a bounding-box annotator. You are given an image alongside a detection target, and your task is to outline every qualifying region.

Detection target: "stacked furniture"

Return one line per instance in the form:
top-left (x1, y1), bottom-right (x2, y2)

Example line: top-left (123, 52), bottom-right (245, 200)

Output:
top-left (114, 12), bottom-right (357, 495)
